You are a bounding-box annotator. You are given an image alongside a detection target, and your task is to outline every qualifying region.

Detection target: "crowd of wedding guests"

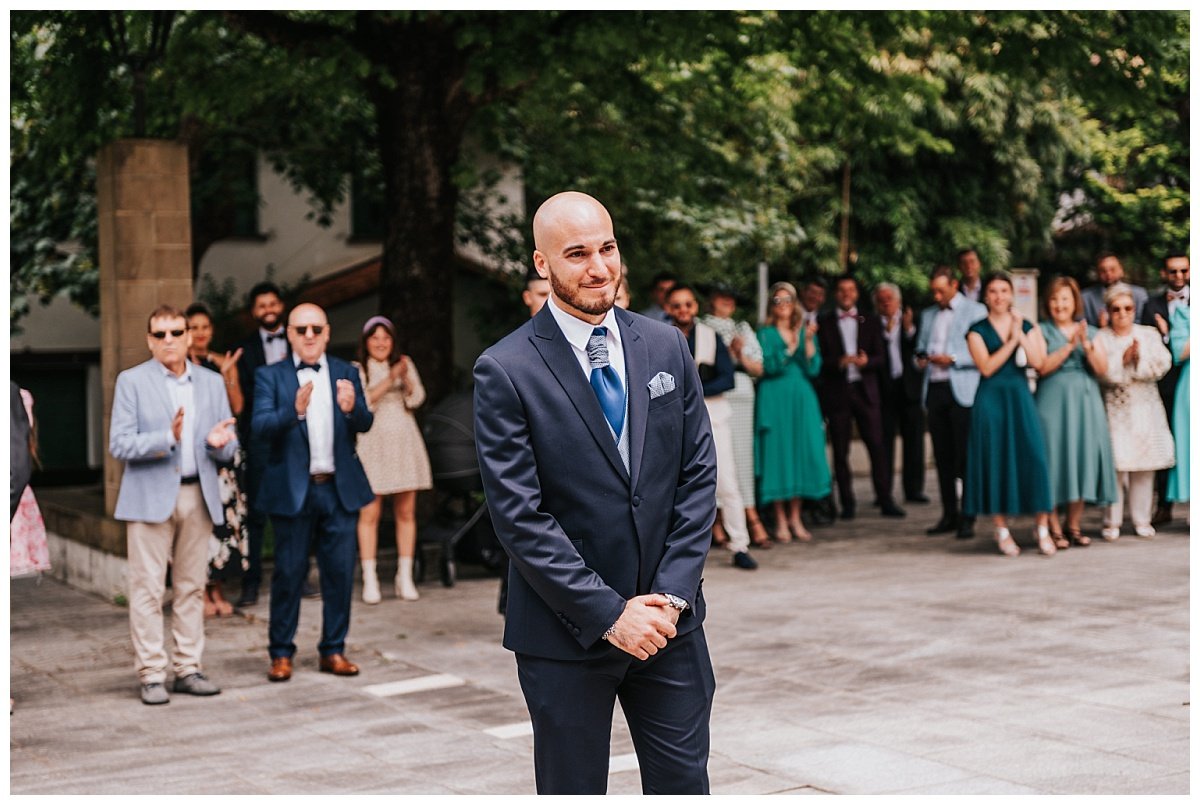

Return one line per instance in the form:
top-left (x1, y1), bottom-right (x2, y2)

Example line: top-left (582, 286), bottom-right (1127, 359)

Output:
top-left (14, 248), bottom-right (1188, 705)
top-left (638, 249), bottom-right (1190, 563)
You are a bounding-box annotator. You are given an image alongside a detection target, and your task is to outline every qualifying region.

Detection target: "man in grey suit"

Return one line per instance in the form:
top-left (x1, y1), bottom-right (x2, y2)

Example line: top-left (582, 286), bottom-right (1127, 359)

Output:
top-left (1082, 252), bottom-right (1148, 328)
top-left (109, 304), bottom-right (239, 705)
top-left (916, 266), bottom-right (987, 540)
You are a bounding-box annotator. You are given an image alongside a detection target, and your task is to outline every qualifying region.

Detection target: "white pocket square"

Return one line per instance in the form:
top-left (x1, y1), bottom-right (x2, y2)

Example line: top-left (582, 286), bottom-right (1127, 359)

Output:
top-left (648, 371), bottom-right (676, 399)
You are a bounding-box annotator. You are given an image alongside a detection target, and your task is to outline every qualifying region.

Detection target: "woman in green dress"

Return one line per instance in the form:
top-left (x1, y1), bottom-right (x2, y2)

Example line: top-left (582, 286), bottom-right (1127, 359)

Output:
top-left (1167, 303), bottom-right (1190, 504)
top-left (756, 281), bottom-right (831, 543)
top-left (963, 273), bottom-right (1055, 557)
top-left (1035, 277), bottom-right (1117, 547)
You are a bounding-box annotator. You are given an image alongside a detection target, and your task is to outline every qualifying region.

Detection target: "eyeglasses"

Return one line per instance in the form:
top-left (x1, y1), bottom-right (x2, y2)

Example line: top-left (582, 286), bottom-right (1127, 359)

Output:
top-left (771, 296), bottom-right (794, 305)
top-left (149, 329), bottom-right (187, 340)
top-left (1166, 269), bottom-right (1189, 275)
top-left (1108, 305), bottom-right (1134, 313)
top-left (290, 324), bottom-right (326, 336)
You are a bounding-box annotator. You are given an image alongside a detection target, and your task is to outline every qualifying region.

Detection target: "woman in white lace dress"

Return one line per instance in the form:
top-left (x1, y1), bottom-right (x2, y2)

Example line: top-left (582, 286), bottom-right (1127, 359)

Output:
top-left (1092, 284), bottom-right (1174, 539)
top-left (355, 316), bottom-right (433, 602)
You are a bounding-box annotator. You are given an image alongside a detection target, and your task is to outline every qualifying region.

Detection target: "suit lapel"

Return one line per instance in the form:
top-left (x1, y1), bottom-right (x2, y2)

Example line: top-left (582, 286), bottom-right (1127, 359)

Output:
top-left (530, 306), bottom-right (629, 484)
top-left (279, 360), bottom-right (307, 442)
top-left (617, 310), bottom-right (648, 492)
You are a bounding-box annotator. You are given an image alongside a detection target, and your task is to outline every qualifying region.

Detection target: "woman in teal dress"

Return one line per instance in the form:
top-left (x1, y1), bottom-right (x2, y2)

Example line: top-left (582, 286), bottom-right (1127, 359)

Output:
top-left (963, 273), bottom-right (1055, 557)
top-left (756, 281), bottom-right (831, 543)
top-left (1035, 277), bottom-right (1117, 547)
top-left (1167, 303), bottom-right (1190, 503)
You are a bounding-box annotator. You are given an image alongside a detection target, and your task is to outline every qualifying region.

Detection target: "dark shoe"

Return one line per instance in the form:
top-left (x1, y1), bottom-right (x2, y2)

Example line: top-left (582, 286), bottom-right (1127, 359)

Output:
top-left (302, 580), bottom-right (321, 599)
top-left (140, 682), bottom-right (170, 705)
top-left (235, 583), bottom-right (259, 608)
top-left (880, 501), bottom-right (906, 518)
top-left (956, 518), bottom-right (976, 540)
top-left (906, 494), bottom-right (931, 504)
top-left (1152, 505), bottom-right (1173, 527)
top-left (173, 672), bottom-right (220, 696)
top-left (268, 657), bottom-right (293, 682)
top-left (809, 510), bottom-right (835, 526)
top-left (732, 551), bottom-right (758, 570)
top-left (319, 653), bottom-right (360, 676)
top-left (926, 517), bottom-right (958, 535)
top-left (840, 506), bottom-right (856, 521)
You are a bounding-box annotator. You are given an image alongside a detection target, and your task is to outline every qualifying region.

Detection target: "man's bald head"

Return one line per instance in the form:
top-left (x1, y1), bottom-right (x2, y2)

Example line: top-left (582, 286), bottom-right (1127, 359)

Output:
top-left (531, 192), bottom-right (621, 324)
top-left (288, 302), bottom-right (330, 363)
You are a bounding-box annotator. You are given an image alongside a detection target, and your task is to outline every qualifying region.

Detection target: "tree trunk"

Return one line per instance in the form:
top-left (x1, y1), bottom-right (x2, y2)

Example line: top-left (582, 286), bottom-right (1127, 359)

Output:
top-left (839, 159), bottom-right (851, 272)
top-left (368, 23), bottom-right (474, 406)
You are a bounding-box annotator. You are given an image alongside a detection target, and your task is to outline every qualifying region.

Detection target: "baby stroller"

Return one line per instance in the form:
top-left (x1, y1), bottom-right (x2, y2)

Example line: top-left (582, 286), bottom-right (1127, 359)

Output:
top-left (416, 392), bottom-right (504, 586)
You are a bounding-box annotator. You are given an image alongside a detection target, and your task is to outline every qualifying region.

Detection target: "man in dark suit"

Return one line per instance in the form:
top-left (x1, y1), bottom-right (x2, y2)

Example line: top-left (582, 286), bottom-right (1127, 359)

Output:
top-left (817, 274), bottom-right (905, 519)
top-left (1141, 252), bottom-right (1190, 526)
top-left (473, 192), bottom-right (717, 795)
top-left (233, 282), bottom-right (290, 607)
top-left (874, 283), bottom-right (928, 505)
top-left (252, 303), bottom-right (374, 683)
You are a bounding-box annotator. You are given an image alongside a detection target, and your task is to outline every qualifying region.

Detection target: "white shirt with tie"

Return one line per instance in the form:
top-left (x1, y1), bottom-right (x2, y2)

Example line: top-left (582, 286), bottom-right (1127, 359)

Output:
top-left (837, 308), bottom-right (862, 383)
top-left (928, 294), bottom-right (963, 383)
top-left (1168, 286), bottom-right (1190, 316)
top-left (880, 312), bottom-right (908, 381)
top-left (261, 327), bottom-right (288, 365)
top-left (295, 354), bottom-right (335, 474)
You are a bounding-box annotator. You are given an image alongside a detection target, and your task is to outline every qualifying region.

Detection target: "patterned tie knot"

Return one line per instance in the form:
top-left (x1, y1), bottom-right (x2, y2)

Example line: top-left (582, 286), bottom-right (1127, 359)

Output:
top-left (587, 327), bottom-right (610, 369)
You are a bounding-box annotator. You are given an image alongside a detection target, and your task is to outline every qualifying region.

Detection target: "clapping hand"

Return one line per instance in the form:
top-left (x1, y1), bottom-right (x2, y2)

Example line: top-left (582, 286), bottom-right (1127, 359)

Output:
top-left (336, 378), bottom-right (356, 413)
top-left (172, 406), bottom-right (185, 442)
top-left (205, 417), bottom-right (237, 449)
top-left (1098, 309), bottom-right (1110, 329)
top-left (603, 594), bottom-right (679, 660)
top-left (1155, 313), bottom-right (1169, 336)
top-left (295, 381), bottom-right (314, 417)
top-left (1123, 339), bottom-right (1139, 367)
top-left (854, 349), bottom-right (869, 368)
top-left (804, 320), bottom-right (819, 339)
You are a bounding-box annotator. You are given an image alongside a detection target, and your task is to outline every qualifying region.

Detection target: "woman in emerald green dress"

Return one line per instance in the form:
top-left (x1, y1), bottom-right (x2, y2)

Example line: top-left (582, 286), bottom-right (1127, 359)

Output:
top-left (755, 281), bottom-right (831, 543)
top-left (1035, 276), bottom-right (1117, 548)
top-left (963, 273), bottom-right (1055, 557)
top-left (1167, 303), bottom-right (1190, 504)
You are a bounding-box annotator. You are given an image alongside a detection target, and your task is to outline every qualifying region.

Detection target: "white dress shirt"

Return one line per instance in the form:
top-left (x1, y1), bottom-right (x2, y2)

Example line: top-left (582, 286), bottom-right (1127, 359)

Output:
top-left (880, 312), bottom-right (904, 380)
top-left (928, 294), bottom-right (963, 382)
top-left (836, 308), bottom-right (862, 383)
top-left (960, 281), bottom-right (981, 302)
top-left (163, 362), bottom-right (197, 478)
top-left (547, 300), bottom-right (626, 396)
top-left (261, 327), bottom-right (288, 365)
top-left (295, 354), bottom-right (335, 474)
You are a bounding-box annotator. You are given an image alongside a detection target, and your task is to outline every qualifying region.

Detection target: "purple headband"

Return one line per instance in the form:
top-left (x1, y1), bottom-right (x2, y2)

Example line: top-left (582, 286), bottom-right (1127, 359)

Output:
top-left (362, 315), bottom-right (394, 336)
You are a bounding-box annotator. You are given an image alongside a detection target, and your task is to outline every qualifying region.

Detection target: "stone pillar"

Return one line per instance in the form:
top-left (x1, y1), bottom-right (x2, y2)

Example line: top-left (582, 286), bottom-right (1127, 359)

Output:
top-left (98, 140), bottom-right (193, 517)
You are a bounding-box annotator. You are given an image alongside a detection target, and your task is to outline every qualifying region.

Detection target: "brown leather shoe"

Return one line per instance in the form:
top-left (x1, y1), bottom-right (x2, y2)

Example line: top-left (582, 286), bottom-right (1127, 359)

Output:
top-left (318, 653), bottom-right (359, 676)
top-left (268, 656), bottom-right (293, 682)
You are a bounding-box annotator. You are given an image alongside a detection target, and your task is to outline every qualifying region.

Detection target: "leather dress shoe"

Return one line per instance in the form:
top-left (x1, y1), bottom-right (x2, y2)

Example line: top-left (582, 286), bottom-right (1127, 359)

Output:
top-left (926, 517), bottom-right (958, 535)
top-left (880, 501), bottom-right (906, 518)
top-left (732, 551), bottom-right (758, 570)
top-left (906, 494), bottom-right (931, 504)
top-left (268, 656), bottom-right (293, 682)
top-left (235, 582), bottom-right (259, 608)
top-left (956, 518), bottom-right (976, 539)
top-left (319, 653), bottom-right (360, 676)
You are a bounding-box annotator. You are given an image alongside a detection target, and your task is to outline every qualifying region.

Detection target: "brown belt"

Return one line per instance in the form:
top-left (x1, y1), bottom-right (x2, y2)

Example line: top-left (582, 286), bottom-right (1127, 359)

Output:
top-left (310, 473), bottom-right (334, 485)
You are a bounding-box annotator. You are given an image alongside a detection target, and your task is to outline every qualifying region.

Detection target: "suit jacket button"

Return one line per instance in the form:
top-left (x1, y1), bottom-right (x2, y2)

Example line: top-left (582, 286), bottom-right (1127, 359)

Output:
top-left (632, 496), bottom-right (641, 506)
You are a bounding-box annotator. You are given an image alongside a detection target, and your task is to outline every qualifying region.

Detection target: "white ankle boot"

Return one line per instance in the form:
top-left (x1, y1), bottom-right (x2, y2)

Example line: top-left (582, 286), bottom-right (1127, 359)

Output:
top-left (395, 556), bottom-right (419, 601)
top-left (361, 559), bottom-right (381, 604)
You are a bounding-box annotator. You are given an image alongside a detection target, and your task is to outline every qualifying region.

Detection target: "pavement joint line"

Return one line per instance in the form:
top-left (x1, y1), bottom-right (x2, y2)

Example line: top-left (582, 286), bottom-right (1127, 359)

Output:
top-left (483, 721), bottom-right (534, 739)
top-left (363, 673), bottom-right (465, 698)
top-left (609, 752), bottom-right (639, 774)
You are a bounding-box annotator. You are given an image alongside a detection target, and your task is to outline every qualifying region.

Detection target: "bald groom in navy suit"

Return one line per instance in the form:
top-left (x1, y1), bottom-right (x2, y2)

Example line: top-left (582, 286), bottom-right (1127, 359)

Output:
top-left (474, 192), bottom-right (718, 794)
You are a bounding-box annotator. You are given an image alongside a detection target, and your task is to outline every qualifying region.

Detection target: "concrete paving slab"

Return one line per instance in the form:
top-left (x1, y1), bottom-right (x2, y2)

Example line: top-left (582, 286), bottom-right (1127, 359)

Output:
top-left (10, 470), bottom-right (1188, 794)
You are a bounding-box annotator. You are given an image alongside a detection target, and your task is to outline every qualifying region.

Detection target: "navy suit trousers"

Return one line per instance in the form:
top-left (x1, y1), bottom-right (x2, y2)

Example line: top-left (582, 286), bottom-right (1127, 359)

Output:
top-left (516, 627), bottom-right (716, 795)
top-left (268, 479), bottom-right (357, 659)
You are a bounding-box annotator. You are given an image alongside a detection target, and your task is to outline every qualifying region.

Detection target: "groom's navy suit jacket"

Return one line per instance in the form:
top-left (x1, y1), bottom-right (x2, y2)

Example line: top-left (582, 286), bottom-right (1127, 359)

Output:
top-left (473, 304), bottom-right (718, 662)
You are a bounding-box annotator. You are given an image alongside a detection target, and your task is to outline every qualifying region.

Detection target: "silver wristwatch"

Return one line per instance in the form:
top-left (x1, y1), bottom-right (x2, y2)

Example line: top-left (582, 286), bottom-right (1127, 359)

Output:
top-left (662, 594), bottom-right (689, 612)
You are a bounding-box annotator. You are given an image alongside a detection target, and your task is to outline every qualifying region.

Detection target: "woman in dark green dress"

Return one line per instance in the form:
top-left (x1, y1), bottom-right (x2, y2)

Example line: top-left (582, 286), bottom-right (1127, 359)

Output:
top-left (963, 274), bottom-right (1055, 557)
top-left (1035, 277), bottom-right (1116, 547)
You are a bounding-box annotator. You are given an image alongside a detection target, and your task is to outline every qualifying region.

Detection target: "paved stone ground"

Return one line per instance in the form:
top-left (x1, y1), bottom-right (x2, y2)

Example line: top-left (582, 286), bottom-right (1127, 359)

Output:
top-left (10, 473), bottom-right (1190, 795)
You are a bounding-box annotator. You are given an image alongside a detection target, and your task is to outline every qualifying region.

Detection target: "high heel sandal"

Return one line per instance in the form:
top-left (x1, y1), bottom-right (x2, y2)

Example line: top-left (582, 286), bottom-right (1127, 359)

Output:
top-left (1036, 526), bottom-right (1057, 556)
top-left (788, 519), bottom-right (813, 542)
top-left (1051, 531), bottom-right (1070, 551)
top-left (995, 527), bottom-right (1020, 557)
top-left (1067, 528), bottom-right (1091, 547)
top-left (747, 514), bottom-right (771, 549)
top-left (773, 524), bottom-right (793, 544)
top-left (712, 520), bottom-right (729, 547)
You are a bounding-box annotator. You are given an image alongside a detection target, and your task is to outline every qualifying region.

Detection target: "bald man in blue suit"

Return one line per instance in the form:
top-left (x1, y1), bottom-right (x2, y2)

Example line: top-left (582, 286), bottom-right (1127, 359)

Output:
top-left (474, 192), bottom-right (718, 795)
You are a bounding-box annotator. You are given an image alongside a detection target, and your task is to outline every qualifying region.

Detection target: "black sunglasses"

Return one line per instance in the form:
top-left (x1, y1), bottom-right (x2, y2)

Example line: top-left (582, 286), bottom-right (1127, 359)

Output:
top-left (149, 329), bottom-right (186, 340)
top-left (290, 324), bottom-right (326, 336)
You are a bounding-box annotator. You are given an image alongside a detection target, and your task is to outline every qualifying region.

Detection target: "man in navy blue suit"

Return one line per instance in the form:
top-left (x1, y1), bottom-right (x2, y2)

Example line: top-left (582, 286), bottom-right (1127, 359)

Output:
top-left (252, 302), bottom-right (374, 682)
top-left (474, 192), bottom-right (718, 795)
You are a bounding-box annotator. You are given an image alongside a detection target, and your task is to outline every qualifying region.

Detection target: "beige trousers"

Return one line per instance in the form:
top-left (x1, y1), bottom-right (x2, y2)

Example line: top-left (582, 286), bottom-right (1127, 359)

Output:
top-left (705, 396), bottom-right (750, 553)
top-left (1106, 470), bottom-right (1156, 530)
top-left (127, 484), bottom-right (212, 684)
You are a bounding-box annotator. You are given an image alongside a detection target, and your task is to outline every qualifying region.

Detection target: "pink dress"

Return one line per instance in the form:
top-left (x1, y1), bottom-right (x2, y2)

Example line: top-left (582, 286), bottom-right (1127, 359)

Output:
top-left (10, 389), bottom-right (50, 577)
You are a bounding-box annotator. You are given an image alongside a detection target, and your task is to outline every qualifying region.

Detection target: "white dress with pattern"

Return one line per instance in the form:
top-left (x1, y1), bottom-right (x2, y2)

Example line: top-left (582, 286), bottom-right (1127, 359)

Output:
top-left (356, 358), bottom-right (433, 495)
top-left (1093, 325), bottom-right (1175, 472)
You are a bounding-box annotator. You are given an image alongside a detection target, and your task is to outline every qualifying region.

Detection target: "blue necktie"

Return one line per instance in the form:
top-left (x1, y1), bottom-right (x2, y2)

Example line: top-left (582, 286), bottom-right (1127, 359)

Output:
top-left (587, 327), bottom-right (624, 440)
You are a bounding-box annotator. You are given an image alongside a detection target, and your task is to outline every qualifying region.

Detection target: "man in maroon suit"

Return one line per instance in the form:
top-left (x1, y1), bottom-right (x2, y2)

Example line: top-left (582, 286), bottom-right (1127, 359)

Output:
top-left (816, 275), bottom-right (906, 520)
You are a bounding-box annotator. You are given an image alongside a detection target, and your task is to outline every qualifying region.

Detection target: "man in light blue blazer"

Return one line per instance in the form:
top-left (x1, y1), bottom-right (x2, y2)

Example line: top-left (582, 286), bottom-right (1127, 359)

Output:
top-left (915, 266), bottom-right (987, 539)
top-left (110, 304), bottom-right (239, 705)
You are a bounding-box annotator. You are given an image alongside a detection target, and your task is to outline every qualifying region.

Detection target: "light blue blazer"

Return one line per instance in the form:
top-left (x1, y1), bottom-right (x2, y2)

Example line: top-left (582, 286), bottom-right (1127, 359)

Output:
top-left (110, 359), bottom-right (237, 524)
top-left (915, 298), bottom-right (987, 408)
